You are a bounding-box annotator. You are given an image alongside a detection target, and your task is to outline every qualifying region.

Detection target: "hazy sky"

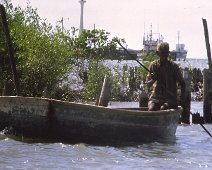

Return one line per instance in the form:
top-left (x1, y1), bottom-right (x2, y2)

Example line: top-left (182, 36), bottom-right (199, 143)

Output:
top-left (7, 0), bottom-right (212, 58)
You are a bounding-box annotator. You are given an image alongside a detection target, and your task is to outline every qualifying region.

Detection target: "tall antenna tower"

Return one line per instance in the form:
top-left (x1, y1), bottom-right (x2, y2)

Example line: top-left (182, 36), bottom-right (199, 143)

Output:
top-left (79, 0), bottom-right (86, 36)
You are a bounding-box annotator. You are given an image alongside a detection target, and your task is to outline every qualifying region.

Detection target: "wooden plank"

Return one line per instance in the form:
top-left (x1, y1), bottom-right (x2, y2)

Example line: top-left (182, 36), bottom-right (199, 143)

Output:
top-left (98, 75), bottom-right (112, 107)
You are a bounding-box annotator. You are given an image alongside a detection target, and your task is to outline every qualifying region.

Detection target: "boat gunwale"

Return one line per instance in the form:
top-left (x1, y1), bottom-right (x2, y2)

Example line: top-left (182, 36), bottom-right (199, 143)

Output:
top-left (0, 96), bottom-right (182, 117)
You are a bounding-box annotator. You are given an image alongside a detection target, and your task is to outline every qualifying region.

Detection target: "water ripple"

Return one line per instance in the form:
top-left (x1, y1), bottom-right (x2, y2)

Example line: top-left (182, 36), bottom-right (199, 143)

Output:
top-left (1, 102), bottom-right (212, 169)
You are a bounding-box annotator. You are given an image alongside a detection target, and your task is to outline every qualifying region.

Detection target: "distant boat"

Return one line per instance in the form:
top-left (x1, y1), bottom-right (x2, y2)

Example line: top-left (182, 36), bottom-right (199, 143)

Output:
top-left (171, 32), bottom-right (187, 60)
top-left (141, 28), bottom-right (187, 61)
top-left (142, 24), bottom-right (164, 54)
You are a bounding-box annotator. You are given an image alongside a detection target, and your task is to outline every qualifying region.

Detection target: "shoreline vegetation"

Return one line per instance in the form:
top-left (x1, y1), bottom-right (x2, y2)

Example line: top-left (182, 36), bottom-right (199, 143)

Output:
top-left (0, 2), bottom-right (205, 104)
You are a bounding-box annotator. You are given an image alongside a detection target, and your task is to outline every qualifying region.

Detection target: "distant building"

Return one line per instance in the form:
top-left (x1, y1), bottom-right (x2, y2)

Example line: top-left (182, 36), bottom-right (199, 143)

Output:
top-left (170, 33), bottom-right (187, 60)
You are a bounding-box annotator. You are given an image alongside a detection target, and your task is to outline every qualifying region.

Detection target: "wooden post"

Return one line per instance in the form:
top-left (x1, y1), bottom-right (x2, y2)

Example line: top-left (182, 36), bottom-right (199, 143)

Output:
top-left (0, 4), bottom-right (20, 95)
top-left (202, 18), bottom-right (212, 123)
top-left (2, 80), bottom-right (13, 96)
top-left (182, 68), bottom-right (192, 123)
top-left (98, 75), bottom-right (112, 107)
top-left (202, 18), bottom-right (212, 69)
top-left (139, 88), bottom-right (148, 107)
top-left (129, 67), bottom-right (136, 96)
top-left (203, 69), bottom-right (212, 123)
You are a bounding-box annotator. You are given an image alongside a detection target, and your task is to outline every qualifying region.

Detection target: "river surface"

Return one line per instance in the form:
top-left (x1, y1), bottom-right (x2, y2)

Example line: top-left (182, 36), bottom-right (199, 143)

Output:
top-left (0, 101), bottom-right (212, 170)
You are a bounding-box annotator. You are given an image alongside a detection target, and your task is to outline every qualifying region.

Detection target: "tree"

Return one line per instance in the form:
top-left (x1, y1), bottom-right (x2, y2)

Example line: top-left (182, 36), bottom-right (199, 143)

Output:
top-left (0, 1), bottom-right (75, 96)
top-left (0, 1), bottom-right (124, 101)
top-left (72, 29), bottom-right (122, 100)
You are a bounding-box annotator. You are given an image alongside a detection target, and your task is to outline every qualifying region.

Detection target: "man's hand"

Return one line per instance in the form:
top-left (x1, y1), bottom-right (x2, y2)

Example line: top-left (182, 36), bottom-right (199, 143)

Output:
top-left (151, 73), bottom-right (157, 81)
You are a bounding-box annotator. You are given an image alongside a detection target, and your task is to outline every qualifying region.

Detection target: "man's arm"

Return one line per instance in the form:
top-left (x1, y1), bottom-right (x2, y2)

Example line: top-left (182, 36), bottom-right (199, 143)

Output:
top-left (145, 63), bottom-right (157, 88)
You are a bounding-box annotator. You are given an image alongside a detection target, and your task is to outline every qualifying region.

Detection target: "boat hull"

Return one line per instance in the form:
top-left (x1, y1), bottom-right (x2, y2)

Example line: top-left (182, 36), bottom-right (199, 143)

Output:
top-left (0, 96), bottom-right (181, 145)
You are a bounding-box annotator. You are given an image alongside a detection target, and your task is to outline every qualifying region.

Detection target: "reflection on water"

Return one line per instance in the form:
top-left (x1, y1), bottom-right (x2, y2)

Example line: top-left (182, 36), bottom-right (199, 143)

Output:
top-left (123, 142), bottom-right (180, 159)
top-left (0, 125), bottom-right (212, 169)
